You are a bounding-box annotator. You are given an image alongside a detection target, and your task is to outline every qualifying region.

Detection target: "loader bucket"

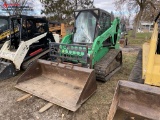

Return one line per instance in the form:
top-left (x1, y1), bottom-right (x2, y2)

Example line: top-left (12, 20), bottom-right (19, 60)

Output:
top-left (15, 59), bottom-right (97, 111)
top-left (107, 80), bottom-right (160, 120)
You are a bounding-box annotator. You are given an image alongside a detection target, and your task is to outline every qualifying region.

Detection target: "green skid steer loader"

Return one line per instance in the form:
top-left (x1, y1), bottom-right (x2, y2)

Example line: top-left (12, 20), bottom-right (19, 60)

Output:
top-left (16, 8), bottom-right (122, 111)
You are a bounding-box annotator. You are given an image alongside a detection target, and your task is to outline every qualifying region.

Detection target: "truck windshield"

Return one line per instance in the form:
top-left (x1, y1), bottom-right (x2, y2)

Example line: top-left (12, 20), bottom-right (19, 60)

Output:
top-left (73, 11), bottom-right (97, 43)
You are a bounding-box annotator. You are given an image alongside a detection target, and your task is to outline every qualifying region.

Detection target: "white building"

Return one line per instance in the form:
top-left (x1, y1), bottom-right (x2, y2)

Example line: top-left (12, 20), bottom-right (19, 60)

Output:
top-left (138, 21), bottom-right (154, 32)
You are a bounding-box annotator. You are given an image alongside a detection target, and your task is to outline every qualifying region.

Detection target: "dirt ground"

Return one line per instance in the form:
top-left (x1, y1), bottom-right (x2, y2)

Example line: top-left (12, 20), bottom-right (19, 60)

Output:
top-left (0, 46), bottom-right (139, 120)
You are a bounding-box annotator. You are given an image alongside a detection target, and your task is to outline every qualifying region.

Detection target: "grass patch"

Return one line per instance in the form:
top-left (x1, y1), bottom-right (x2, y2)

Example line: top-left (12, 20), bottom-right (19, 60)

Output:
top-left (127, 30), bottom-right (152, 46)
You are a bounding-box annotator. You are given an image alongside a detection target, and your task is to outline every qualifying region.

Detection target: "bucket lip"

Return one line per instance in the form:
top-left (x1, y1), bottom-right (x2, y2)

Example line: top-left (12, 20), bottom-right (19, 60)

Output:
top-left (37, 59), bottom-right (94, 73)
top-left (118, 80), bottom-right (160, 94)
top-left (15, 84), bottom-right (81, 111)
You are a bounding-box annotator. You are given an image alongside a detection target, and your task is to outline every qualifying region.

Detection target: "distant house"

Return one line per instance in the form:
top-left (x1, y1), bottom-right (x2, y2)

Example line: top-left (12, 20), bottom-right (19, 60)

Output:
top-left (126, 25), bottom-right (133, 31)
top-left (138, 21), bottom-right (154, 32)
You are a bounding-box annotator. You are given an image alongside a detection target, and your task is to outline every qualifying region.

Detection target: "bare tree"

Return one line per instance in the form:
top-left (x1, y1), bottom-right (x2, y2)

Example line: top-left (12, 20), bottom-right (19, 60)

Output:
top-left (0, 0), bottom-right (35, 15)
top-left (40, 0), bottom-right (94, 22)
top-left (115, 0), bottom-right (156, 37)
top-left (141, 0), bottom-right (159, 21)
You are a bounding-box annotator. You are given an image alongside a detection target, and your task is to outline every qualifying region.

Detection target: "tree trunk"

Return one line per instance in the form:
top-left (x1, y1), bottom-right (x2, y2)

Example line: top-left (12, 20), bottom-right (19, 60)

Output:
top-left (131, 8), bottom-right (143, 38)
top-left (131, 22), bottom-right (137, 38)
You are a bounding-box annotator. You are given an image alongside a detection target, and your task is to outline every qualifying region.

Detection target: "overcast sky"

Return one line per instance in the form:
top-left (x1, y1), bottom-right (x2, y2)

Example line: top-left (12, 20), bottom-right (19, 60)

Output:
top-left (94, 0), bottom-right (115, 12)
top-left (34, 0), bottom-right (116, 15)
top-left (32, 0), bottom-right (116, 15)
top-left (0, 0), bottom-right (129, 17)
top-left (94, 0), bottom-right (130, 17)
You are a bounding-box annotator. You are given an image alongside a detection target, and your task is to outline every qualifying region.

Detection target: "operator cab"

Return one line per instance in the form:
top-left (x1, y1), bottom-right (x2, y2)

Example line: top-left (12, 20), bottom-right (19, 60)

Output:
top-left (9, 15), bottom-right (49, 50)
top-left (73, 8), bottom-right (112, 46)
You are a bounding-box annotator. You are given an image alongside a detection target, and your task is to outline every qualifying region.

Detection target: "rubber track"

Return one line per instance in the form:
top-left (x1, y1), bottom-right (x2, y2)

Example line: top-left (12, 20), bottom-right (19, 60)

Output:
top-left (22, 49), bottom-right (49, 70)
top-left (94, 49), bottom-right (122, 81)
top-left (128, 49), bottom-right (144, 83)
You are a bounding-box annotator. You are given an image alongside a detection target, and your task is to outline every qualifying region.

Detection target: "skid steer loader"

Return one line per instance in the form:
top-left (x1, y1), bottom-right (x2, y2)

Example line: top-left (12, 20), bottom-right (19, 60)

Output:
top-left (0, 15), bottom-right (55, 80)
top-left (15, 8), bottom-right (122, 111)
top-left (107, 12), bottom-right (160, 120)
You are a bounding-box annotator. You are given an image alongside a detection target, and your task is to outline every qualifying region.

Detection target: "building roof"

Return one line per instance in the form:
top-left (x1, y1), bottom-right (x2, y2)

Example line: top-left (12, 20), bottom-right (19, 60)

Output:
top-left (140, 21), bottom-right (153, 25)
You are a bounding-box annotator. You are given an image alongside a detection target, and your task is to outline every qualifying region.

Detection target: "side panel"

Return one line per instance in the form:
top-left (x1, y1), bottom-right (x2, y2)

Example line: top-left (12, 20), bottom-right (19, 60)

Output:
top-left (142, 42), bottom-right (150, 79)
top-left (145, 23), bottom-right (159, 86)
top-left (91, 18), bottom-right (120, 67)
